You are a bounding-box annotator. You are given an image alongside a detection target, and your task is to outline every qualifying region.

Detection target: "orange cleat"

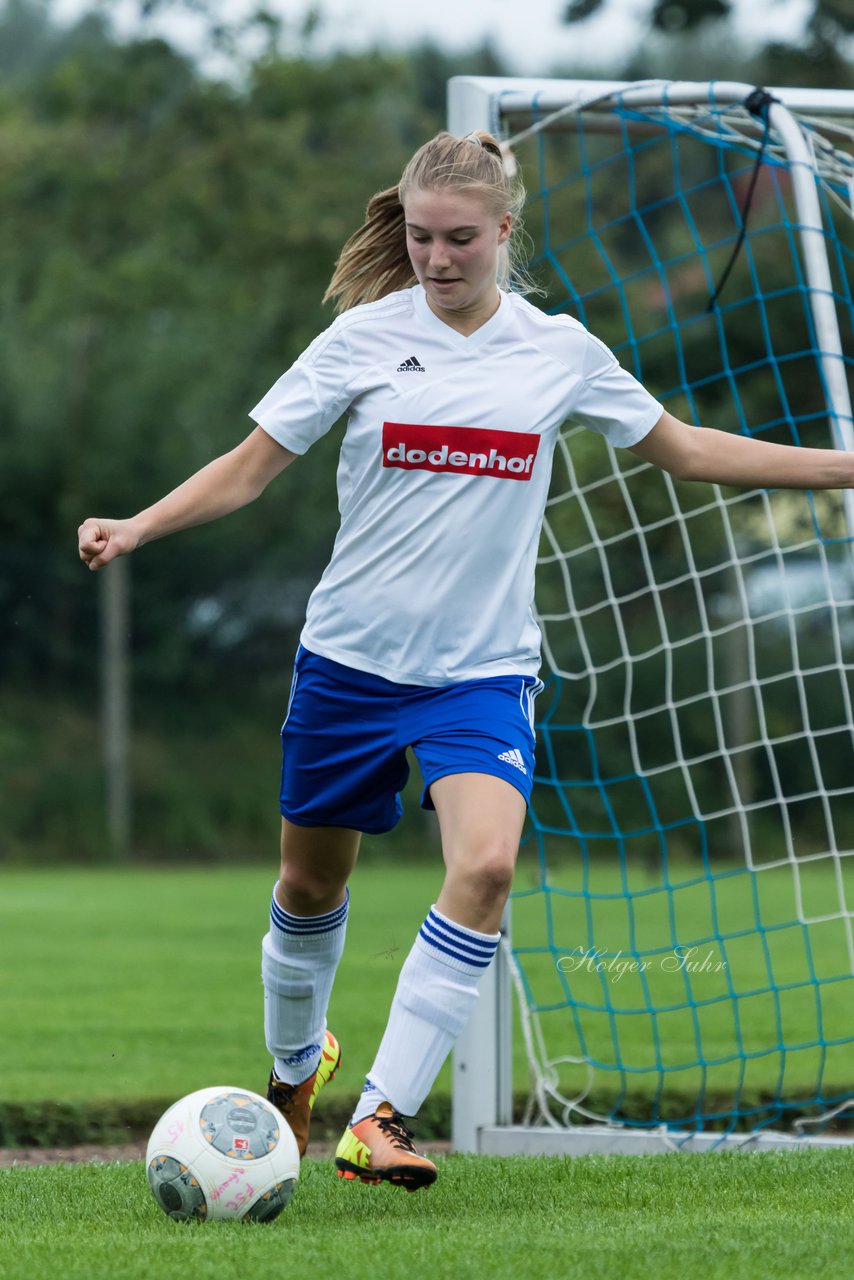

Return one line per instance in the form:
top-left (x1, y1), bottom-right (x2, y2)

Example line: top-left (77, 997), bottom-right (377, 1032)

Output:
top-left (266, 1029), bottom-right (341, 1157)
top-left (335, 1101), bottom-right (437, 1191)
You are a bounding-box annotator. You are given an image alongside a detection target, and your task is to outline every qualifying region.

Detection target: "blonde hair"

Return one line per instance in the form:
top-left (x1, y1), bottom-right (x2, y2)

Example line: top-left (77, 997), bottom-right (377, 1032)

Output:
top-left (323, 130), bottom-right (529, 313)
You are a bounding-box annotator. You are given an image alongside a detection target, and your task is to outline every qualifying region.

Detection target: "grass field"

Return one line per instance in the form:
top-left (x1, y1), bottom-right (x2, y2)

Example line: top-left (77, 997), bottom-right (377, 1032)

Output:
top-left (511, 852), bottom-right (854, 1119)
top-left (1, 857), bottom-right (853, 1138)
top-left (0, 860), bottom-right (449, 1126)
top-left (3, 1149), bottom-right (854, 1280)
top-left (3, 861), bottom-right (854, 1280)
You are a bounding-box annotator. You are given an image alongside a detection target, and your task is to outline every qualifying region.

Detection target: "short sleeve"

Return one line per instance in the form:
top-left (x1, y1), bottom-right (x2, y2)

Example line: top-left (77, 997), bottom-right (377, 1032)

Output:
top-left (570, 332), bottom-right (663, 448)
top-left (249, 322), bottom-right (354, 456)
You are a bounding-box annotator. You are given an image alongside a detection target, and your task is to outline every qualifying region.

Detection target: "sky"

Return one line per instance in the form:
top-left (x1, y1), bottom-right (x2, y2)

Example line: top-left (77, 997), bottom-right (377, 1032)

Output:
top-left (52, 0), bottom-right (813, 76)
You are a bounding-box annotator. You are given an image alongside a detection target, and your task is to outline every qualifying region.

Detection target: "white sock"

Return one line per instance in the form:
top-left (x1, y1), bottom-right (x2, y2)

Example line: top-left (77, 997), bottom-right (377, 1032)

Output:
top-left (351, 905), bottom-right (500, 1122)
top-left (261, 883), bottom-right (348, 1085)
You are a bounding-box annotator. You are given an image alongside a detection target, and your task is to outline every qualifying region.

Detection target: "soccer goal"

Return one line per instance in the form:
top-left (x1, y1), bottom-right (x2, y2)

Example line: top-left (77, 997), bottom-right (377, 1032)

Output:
top-left (449, 77), bottom-right (854, 1155)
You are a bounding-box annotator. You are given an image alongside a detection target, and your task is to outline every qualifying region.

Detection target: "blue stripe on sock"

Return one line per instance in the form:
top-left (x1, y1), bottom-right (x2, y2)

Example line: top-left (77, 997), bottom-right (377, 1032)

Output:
top-left (420, 917), bottom-right (495, 962)
top-left (418, 910), bottom-right (498, 969)
top-left (270, 886), bottom-right (349, 936)
top-left (271, 897), bottom-right (348, 931)
top-left (418, 927), bottom-right (495, 969)
top-left (424, 908), bottom-right (497, 953)
top-left (421, 909), bottom-right (498, 961)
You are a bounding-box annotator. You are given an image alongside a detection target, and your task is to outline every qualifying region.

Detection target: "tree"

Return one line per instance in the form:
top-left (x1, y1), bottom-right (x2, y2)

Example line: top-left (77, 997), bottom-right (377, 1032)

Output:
top-left (0, 0), bottom-right (506, 694)
top-left (563, 0), bottom-right (853, 55)
top-left (564, 0), bottom-right (732, 32)
top-left (0, 0), bottom-right (511, 858)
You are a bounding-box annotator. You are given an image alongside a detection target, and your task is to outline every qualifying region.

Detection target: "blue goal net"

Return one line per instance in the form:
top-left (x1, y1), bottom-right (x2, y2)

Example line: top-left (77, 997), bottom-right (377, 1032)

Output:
top-left (501, 83), bottom-right (854, 1137)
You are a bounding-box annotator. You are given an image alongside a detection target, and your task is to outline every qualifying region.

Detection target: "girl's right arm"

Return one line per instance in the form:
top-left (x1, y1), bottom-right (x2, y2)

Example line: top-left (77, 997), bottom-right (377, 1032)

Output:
top-left (78, 426), bottom-right (297, 571)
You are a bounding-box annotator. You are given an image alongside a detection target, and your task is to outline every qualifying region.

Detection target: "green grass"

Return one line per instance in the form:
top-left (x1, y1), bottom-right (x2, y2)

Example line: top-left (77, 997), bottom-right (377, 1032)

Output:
top-left (1, 858), bottom-right (852, 1141)
top-left (3, 1149), bottom-right (854, 1280)
top-left (511, 852), bottom-right (854, 1119)
top-left (0, 861), bottom-right (449, 1127)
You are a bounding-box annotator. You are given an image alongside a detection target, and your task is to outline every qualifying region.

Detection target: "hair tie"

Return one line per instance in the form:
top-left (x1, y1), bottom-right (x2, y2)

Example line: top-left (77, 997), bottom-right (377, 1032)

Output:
top-left (464, 131), bottom-right (504, 163)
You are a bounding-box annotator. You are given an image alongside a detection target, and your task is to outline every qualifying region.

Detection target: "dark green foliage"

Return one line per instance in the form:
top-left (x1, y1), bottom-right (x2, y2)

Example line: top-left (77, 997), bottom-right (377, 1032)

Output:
top-left (0, 1093), bottom-right (453, 1147)
top-left (1, 0), bottom-right (852, 862)
top-left (0, 1098), bottom-right (162, 1148)
top-left (563, 0), bottom-right (605, 23)
top-left (651, 0), bottom-right (732, 33)
top-left (0, 2), bottom-right (496, 713)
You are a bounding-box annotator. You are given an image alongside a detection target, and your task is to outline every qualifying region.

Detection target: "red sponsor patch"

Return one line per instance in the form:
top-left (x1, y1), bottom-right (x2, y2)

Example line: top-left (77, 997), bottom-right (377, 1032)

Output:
top-left (382, 422), bottom-right (539, 482)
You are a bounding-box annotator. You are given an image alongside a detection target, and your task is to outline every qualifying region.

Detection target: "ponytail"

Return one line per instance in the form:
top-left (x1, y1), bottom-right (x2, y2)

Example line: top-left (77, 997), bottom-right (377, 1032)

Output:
top-left (323, 185), bottom-right (415, 313)
top-left (324, 130), bottom-right (530, 314)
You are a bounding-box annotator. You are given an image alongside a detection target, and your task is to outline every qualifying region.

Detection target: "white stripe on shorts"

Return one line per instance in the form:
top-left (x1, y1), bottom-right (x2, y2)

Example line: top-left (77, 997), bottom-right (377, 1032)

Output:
top-left (281, 666), bottom-right (300, 732)
top-left (519, 677), bottom-right (545, 735)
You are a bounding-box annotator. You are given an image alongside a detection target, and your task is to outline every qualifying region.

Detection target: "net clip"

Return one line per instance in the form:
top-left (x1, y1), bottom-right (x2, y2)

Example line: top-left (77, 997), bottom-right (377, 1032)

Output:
top-left (743, 87), bottom-right (780, 123)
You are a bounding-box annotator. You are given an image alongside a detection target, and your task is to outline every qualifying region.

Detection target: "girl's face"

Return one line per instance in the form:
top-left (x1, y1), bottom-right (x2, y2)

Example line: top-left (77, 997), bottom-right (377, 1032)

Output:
top-left (404, 187), bottom-right (512, 332)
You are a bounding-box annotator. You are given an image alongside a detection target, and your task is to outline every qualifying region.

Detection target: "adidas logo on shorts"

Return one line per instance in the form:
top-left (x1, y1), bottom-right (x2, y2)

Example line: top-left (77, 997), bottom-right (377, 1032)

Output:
top-left (497, 748), bottom-right (527, 775)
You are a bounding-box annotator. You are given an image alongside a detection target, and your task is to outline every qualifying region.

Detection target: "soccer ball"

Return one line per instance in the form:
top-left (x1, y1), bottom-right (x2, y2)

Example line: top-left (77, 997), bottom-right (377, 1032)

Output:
top-left (146, 1086), bottom-right (300, 1223)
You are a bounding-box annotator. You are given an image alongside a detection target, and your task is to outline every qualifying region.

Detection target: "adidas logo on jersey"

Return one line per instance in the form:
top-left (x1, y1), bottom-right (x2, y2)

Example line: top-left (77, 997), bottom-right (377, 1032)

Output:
top-left (497, 748), bottom-right (527, 775)
top-left (397, 355), bottom-right (426, 372)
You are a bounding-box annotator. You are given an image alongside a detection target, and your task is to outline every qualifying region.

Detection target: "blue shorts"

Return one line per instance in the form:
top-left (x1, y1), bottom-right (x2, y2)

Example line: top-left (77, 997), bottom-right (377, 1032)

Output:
top-left (280, 647), bottom-right (543, 834)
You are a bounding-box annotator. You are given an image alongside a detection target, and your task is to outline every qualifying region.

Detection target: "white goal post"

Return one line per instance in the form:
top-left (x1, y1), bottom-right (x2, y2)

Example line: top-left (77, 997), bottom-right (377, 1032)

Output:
top-left (449, 76), bottom-right (854, 1156)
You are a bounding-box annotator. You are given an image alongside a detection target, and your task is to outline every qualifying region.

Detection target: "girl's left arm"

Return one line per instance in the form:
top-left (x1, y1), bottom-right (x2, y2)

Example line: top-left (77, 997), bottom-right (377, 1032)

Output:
top-left (628, 409), bottom-right (854, 490)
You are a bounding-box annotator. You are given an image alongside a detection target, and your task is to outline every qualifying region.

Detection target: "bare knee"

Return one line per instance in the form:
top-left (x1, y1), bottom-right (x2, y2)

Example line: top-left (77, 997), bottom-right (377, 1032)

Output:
top-left (438, 843), bottom-right (517, 932)
top-left (276, 820), bottom-right (358, 916)
top-left (431, 774), bottom-right (525, 932)
top-left (463, 852), bottom-right (515, 906)
top-left (277, 861), bottom-right (348, 915)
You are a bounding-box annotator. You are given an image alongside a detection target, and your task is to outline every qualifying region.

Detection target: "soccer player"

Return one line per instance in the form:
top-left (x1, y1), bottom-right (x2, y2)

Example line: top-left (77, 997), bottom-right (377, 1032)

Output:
top-left (78, 131), bottom-right (854, 1192)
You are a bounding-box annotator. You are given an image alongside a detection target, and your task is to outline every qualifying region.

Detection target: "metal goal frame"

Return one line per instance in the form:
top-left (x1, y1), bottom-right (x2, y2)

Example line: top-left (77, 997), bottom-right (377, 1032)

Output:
top-left (449, 75), bottom-right (854, 1157)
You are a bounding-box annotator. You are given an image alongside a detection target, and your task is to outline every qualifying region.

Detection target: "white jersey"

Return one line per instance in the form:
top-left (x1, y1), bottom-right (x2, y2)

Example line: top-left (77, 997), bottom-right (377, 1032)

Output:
top-left (250, 285), bottom-right (662, 685)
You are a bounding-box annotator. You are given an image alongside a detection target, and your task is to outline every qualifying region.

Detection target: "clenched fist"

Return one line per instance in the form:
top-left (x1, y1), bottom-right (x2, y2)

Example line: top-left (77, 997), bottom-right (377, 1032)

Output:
top-left (78, 518), bottom-right (142, 571)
